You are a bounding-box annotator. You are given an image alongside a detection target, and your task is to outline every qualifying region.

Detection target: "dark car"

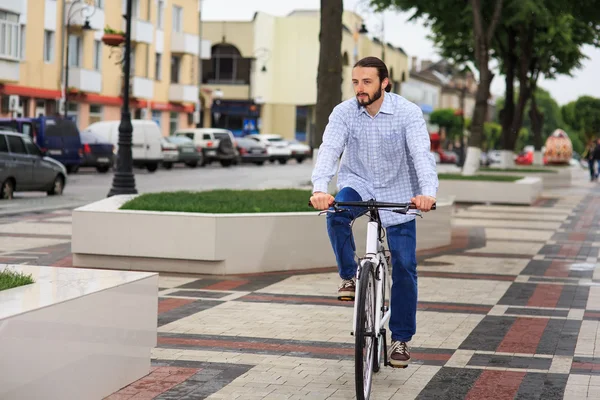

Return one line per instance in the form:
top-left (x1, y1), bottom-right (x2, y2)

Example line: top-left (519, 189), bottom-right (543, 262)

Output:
top-left (79, 129), bottom-right (115, 173)
top-left (0, 116), bottom-right (82, 173)
top-left (235, 137), bottom-right (269, 165)
top-left (161, 136), bottom-right (203, 169)
top-left (0, 131), bottom-right (67, 199)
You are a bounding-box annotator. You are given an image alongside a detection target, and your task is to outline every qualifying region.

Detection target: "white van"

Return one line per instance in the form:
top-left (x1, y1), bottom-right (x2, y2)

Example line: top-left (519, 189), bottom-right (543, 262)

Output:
top-left (83, 120), bottom-right (163, 172)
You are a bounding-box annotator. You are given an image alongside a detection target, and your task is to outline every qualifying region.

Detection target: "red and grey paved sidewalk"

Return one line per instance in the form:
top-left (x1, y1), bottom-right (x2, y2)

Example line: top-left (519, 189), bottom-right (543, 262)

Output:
top-left (2, 169), bottom-right (600, 399)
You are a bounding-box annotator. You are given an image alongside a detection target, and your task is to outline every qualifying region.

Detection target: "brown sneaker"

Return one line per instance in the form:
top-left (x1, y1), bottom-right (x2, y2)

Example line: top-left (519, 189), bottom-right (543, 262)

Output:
top-left (337, 278), bottom-right (355, 301)
top-left (389, 341), bottom-right (410, 368)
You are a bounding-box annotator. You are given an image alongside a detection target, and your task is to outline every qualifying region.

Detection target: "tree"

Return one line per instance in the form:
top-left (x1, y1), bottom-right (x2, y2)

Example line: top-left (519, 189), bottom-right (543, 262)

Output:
top-left (313, 0), bottom-right (343, 149)
top-left (430, 108), bottom-right (463, 140)
top-left (370, 0), bottom-right (504, 174)
top-left (570, 96), bottom-right (600, 140)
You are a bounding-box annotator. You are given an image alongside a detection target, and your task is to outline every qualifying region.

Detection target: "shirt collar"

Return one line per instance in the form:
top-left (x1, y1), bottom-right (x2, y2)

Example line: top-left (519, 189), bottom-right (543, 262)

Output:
top-left (356, 91), bottom-right (394, 117)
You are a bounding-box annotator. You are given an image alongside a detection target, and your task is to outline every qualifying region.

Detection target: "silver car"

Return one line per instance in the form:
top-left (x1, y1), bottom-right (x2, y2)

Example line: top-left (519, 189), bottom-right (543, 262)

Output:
top-left (0, 131), bottom-right (67, 199)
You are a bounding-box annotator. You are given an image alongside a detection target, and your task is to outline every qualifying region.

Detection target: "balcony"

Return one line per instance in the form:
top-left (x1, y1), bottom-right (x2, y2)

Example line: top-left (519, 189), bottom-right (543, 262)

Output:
top-left (168, 84), bottom-right (198, 103)
top-left (0, 0), bottom-right (23, 15)
top-left (68, 68), bottom-right (102, 93)
top-left (130, 19), bottom-right (154, 45)
top-left (171, 32), bottom-right (199, 56)
top-left (132, 77), bottom-right (154, 99)
top-left (65, 0), bottom-right (104, 31)
top-left (0, 60), bottom-right (19, 83)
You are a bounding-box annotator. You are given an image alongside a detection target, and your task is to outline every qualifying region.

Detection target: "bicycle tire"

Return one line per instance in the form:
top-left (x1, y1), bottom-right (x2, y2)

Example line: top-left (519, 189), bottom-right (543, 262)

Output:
top-left (355, 261), bottom-right (376, 400)
top-left (373, 265), bottom-right (386, 373)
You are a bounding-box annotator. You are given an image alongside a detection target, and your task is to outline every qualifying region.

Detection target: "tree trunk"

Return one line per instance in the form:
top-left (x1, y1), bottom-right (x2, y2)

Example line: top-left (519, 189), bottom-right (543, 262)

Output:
top-left (463, 69), bottom-right (493, 175)
top-left (313, 0), bottom-right (343, 149)
top-left (508, 24), bottom-right (535, 153)
top-left (463, 0), bottom-right (503, 176)
top-left (530, 93), bottom-right (544, 150)
top-left (500, 29), bottom-right (516, 151)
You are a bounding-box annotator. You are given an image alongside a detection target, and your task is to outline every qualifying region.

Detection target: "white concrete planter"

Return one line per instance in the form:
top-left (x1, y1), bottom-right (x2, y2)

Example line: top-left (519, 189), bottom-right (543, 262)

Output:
top-left (479, 167), bottom-right (571, 188)
top-left (438, 176), bottom-right (542, 205)
top-left (72, 195), bottom-right (455, 275)
top-left (0, 265), bottom-right (157, 400)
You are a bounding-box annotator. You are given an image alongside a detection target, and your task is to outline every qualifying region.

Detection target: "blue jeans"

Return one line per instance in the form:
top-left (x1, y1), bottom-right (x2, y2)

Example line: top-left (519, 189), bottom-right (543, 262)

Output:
top-left (326, 187), bottom-right (418, 342)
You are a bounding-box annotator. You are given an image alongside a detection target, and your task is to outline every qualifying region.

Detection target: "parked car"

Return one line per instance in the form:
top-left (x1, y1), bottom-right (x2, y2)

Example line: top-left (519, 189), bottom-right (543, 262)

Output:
top-left (0, 131), bottom-right (67, 199)
top-left (235, 137), bottom-right (270, 165)
top-left (436, 149), bottom-right (457, 164)
top-left (288, 140), bottom-right (312, 163)
top-left (161, 136), bottom-right (203, 169)
top-left (79, 129), bottom-right (115, 173)
top-left (487, 150), bottom-right (502, 165)
top-left (480, 151), bottom-right (491, 166)
top-left (515, 150), bottom-right (533, 165)
top-left (84, 120), bottom-right (163, 172)
top-left (174, 128), bottom-right (238, 167)
top-left (246, 134), bottom-right (292, 164)
top-left (0, 116), bottom-right (82, 173)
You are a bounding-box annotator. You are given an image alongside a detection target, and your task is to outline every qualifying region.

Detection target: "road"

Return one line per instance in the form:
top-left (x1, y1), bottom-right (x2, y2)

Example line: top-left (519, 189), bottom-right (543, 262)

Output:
top-left (0, 161), bottom-right (463, 216)
top-left (0, 162), bottom-right (316, 216)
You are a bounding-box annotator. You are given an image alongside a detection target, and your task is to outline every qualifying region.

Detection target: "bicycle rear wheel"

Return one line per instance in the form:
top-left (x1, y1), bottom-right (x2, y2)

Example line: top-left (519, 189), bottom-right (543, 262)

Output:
top-left (355, 261), bottom-right (376, 400)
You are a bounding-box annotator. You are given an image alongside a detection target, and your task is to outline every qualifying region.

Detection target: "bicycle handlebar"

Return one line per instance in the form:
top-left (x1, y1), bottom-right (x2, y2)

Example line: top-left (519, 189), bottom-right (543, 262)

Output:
top-left (307, 199), bottom-right (436, 211)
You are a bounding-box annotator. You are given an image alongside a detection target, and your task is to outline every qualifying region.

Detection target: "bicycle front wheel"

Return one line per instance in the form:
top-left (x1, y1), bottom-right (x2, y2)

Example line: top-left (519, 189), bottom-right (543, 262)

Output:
top-left (355, 261), bottom-right (376, 400)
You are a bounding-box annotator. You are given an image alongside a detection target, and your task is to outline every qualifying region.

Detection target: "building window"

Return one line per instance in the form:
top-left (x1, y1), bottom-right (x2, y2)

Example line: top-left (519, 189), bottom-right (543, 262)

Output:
top-left (157, 0), bottom-right (164, 29)
top-left (130, 46), bottom-right (136, 75)
top-left (172, 6), bottom-right (183, 33)
top-left (169, 112), bottom-right (178, 135)
top-left (145, 45), bottom-right (149, 77)
top-left (35, 100), bottom-right (46, 117)
top-left (19, 25), bottom-right (25, 59)
top-left (202, 44), bottom-right (250, 85)
top-left (95, 0), bottom-right (104, 8)
top-left (93, 40), bottom-right (101, 70)
top-left (89, 104), bottom-right (103, 124)
top-left (67, 102), bottom-right (79, 125)
top-left (132, 0), bottom-right (140, 18)
top-left (170, 55), bottom-right (180, 83)
top-left (68, 35), bottom-right (82, 67)
top-left (152, 110), bottom-right (161, 127)
top-left (0, 11), bottom-right (20, 60)
top-left (155, 53), bottom-right (162, 80)
top-left (43, 30), bottom-right (54, 62)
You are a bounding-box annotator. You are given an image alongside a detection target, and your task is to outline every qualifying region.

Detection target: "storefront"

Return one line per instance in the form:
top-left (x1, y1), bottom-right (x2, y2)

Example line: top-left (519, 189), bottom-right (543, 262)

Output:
top-left (211, 100), bottom-right (261, 137)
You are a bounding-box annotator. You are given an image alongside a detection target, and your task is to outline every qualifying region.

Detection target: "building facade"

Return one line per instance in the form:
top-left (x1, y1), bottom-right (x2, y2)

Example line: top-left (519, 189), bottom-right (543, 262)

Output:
top-left (0, 0), bottom-right (209, 136)
top-left (200, 10), bottom-right (410, 141)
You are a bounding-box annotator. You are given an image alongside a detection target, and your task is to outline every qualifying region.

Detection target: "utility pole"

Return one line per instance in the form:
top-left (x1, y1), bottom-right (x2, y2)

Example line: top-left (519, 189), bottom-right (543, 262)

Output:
top-left (196, 0), bottom-right (203, 127)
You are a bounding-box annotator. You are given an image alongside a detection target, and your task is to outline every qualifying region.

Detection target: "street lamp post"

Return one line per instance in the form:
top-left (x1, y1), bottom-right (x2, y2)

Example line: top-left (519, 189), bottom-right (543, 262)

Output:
top-left (63, 0), bottom-right (95, 118)
top-left (107, 0), bottom-right (137, 197)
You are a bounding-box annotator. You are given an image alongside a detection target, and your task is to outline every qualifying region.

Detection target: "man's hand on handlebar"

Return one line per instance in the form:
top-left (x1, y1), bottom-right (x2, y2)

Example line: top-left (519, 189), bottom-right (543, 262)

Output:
top-left (411, 195), bottom-right (436, 212)
top-left (309, 191), bottom-right (335, 210)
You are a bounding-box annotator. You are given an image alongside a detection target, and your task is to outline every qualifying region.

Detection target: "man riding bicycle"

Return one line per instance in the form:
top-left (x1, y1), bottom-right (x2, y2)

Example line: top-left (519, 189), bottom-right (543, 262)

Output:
top-left (309, 56), bottom-right (438, 368)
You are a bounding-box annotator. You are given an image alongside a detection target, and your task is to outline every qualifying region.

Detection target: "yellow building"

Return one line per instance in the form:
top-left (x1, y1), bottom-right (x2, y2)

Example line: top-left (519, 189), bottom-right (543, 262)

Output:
top-left (0, 0), bottom-right (207, 136)
top-left (200, 10), bottom-right (410, 142)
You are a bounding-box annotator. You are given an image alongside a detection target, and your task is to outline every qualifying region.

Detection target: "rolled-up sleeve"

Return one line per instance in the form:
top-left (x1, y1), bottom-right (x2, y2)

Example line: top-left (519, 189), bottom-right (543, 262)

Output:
top-left (311, 105), bottom-right (349, 193)
top-left (404, 105), bottom-right (439, 198)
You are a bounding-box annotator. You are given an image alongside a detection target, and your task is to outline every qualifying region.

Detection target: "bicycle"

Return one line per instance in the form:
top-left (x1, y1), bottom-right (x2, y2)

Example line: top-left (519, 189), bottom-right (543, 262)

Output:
top-left (309, 199), bottom-right (436, 400)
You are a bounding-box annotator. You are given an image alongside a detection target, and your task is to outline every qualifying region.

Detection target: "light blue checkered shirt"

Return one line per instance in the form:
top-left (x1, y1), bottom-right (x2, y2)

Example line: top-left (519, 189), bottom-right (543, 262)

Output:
top-left (311, 92), bottom-right (439, 228)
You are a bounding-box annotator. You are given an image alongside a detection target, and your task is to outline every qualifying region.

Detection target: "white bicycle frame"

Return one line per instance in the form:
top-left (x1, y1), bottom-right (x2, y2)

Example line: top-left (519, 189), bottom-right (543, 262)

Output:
top-left (352, 220), bottom-right (392, 339)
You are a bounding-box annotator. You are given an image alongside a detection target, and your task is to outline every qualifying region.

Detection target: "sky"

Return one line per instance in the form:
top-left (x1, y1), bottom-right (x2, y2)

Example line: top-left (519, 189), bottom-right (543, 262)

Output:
top-left (200, 0), bottom-right (600, 106)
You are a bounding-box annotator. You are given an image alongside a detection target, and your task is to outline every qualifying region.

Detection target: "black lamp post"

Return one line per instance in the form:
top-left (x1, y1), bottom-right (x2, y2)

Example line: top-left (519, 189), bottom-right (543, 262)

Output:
top-left (63, 1), bottom-right (94, 118)
top-left (108, 0), bottom-right (137, 196)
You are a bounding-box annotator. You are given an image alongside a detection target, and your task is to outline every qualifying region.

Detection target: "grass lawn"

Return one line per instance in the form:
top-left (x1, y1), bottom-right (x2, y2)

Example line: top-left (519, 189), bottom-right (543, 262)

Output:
top-left (120, 189), bottom-right (315, 213)
top-left (438, 173), bottom-right (522, 182)
top-left (482, 167), bottom-right (557, 174)
top-left (0, 269), bottom-right (34, 292)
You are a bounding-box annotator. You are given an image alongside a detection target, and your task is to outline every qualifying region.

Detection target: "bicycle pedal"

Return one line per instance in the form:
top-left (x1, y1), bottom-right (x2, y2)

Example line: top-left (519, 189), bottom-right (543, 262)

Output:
top-left (337, 296), bottom-right (354, 302)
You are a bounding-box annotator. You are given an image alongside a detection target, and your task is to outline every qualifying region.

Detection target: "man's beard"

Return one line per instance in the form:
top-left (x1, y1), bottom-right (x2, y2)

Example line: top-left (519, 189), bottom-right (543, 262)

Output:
top-left (356, 87), bottom-right (383, 107)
